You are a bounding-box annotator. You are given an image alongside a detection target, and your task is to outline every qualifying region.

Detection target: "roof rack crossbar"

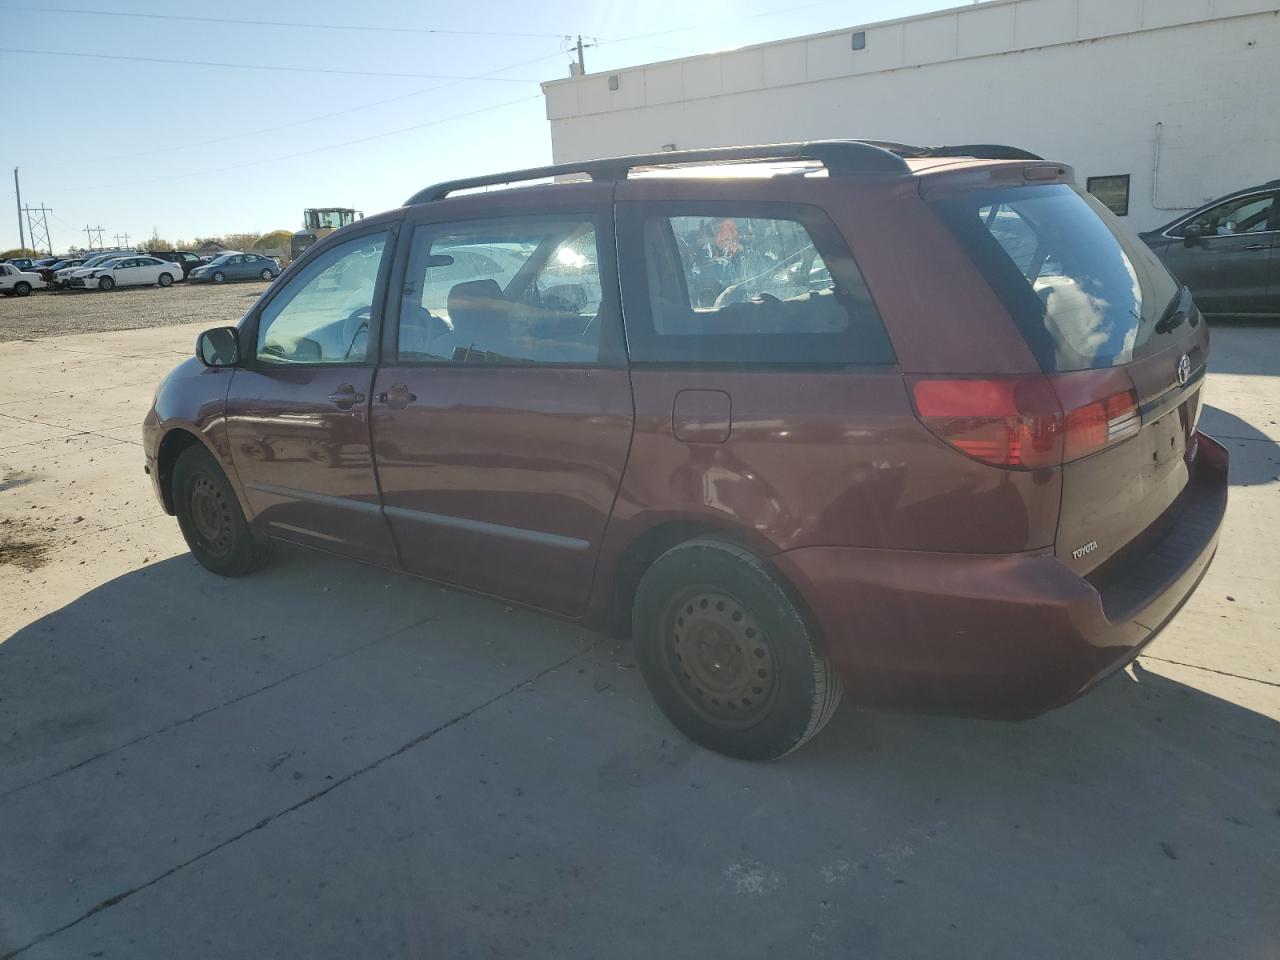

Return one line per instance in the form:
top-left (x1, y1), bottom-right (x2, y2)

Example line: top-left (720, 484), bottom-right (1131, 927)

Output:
top-left (404, 140), bottom-right (912, 204)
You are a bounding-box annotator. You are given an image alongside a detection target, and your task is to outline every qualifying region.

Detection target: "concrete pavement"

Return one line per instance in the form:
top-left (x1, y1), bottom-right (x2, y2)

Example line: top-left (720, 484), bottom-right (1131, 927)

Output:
top-left (1, 321), bottom-right (1277, 959)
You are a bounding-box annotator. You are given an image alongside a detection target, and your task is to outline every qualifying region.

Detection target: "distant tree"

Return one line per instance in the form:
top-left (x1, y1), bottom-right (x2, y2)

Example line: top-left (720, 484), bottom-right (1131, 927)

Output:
top-left (254, 230), bottom-right (293, 250)
top-left (147, 235), bottom-right (173, 251)
top-left (222, 232), bottom-right (263, 251)
top-left (1, 247), bottom-right (37, 259)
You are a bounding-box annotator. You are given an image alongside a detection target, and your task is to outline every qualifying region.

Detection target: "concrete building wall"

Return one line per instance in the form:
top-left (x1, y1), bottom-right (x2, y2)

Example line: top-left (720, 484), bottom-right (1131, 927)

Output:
top-left (543, 0), bottom-right (1280, 230)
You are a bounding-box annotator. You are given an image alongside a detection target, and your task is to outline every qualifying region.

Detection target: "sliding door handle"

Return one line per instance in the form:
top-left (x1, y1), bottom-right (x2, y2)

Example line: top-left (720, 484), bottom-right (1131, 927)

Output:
top-left (376, 383), bottom-right (417, 410)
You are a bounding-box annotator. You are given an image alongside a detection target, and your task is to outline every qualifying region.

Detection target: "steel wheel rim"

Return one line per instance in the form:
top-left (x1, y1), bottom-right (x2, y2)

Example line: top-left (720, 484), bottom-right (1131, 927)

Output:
top-left (189, 473), bottom-right (234, 557)
top-left (664, 589), bottom-right (777, 728)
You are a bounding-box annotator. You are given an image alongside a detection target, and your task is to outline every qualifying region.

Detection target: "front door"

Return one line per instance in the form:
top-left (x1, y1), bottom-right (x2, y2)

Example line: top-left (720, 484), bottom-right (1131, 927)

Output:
top-left (225, 226), bottom-right (399, 566)
top-left (1160, 191), bottom-right (1276, 315)
top-left (372, 192), bottom-right (634, 616)
top-left (112, 258), bottom-right (144, 287)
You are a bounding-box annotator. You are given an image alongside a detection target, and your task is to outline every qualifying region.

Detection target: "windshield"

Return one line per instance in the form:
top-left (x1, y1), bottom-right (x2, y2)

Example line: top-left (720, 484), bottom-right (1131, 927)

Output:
top-left (931, 183), bottom-right (1182, 370)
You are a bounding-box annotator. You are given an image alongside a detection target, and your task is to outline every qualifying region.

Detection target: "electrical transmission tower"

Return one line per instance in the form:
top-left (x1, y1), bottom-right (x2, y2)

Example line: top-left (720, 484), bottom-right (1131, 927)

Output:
top-left (83, 225), bottom-right (105, 250)
top-left (113, 232), bottom-right (130, 248)
top-left (21, 204), bottom-right (53, 255)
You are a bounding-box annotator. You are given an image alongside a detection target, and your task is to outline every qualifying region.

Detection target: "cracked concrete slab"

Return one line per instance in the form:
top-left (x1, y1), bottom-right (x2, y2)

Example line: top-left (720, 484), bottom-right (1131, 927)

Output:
top-left (1, 319), bottom-right (1278, 959)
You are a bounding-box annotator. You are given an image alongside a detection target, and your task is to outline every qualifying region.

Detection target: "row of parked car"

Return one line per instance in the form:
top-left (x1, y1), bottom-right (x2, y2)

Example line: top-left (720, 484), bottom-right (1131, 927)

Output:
top-left (0, 250), bottom-right (283, 296)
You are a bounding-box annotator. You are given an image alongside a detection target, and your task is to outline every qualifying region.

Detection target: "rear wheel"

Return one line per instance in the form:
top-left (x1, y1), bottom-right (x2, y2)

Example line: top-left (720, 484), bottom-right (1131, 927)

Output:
top-left (173, 444), bottom-right (272, 576)
top-left (632, 537), bottom-right (842, 760)
top-left (212, 271), bottom-right (226, 284)
top-left (158, 272), bottom-right (174, 287)
top-left (260, 268), bottom-right (275, 281)
top-left (13, 281), bottom-right (31, 296)
top-left (98, 276), bottom-right (115, 291)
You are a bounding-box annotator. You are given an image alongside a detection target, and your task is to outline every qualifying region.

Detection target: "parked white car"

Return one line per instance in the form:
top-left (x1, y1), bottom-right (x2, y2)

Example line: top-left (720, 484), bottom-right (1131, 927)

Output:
top-left (69, 256), bottom-right (181, 291)
top-left (53, 251), bottom-right (140, 288)
top-left (0, 263), bottom-right (46, 296)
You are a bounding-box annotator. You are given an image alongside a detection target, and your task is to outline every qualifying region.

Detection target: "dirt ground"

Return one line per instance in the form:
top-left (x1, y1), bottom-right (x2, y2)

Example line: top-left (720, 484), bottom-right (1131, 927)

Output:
top-left (0, 278), bottom-right (271, 341)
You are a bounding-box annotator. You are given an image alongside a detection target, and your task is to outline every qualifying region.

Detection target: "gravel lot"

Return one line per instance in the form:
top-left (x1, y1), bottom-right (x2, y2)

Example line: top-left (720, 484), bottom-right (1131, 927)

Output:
top-left (0, 280), bottom-right (271, 342)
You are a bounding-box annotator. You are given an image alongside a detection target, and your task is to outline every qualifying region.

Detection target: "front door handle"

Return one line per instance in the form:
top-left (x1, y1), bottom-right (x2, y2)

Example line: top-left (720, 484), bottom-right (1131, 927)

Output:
top-left (327, 385), bottom-right (365, 409)
top-left (375, 383), bottom-right (417, 410)
top-left (1243, 243), bottom-right (1269, 251)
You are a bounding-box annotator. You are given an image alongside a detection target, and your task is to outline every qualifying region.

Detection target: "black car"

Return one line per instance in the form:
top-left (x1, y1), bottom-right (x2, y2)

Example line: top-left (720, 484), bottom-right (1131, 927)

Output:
top-left (1141, 179), bottom-right (1279, 319)
top-left (147, 250), bottom-right (204, 279)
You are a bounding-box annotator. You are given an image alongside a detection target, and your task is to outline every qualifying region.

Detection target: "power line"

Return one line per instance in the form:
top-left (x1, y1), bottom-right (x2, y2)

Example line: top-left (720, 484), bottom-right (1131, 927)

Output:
top-left (0, 48), bottom-right (542, 83)
top-left (59, 94), bottom-right (544, 193)
top-left (0, 5), bottom-right (572, 38)
top-left (27, 50), bottom-right (570, 170)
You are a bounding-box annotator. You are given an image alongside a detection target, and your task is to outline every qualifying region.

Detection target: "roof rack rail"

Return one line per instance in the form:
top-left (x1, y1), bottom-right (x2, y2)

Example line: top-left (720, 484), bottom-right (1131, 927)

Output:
top-left (860, 140), bottom-right (1044, 161)
top-left (404, 140), bottom-right (911, 205)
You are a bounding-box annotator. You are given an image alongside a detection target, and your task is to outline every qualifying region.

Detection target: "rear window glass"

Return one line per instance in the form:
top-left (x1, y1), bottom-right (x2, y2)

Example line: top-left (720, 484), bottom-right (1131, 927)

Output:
top-left (931, 184), bottom-right (1182, 371)
top-left (621, 203), bottom-right (894, 366)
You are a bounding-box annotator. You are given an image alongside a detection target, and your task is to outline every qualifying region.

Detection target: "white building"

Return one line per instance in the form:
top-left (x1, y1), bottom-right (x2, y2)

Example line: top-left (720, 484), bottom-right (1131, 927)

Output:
top-left (542, 0), bottom-right (1280, 230)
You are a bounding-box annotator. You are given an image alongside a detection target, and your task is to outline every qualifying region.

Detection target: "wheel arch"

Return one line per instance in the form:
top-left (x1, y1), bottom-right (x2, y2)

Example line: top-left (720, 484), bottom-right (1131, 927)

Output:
top-left (601, 515), bottom-right (804, 639)
top-left (155, 427), bottom-right (207, 514)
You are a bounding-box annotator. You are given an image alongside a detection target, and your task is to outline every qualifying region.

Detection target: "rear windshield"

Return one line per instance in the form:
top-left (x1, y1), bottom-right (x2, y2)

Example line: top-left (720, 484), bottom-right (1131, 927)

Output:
top-left (931, 184), bottom-right (1182, 371)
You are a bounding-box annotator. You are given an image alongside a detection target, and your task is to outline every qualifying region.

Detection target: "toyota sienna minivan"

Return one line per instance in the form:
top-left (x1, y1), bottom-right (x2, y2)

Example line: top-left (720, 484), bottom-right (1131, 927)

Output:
top-left (143, 141), bottom-right (1227, 760)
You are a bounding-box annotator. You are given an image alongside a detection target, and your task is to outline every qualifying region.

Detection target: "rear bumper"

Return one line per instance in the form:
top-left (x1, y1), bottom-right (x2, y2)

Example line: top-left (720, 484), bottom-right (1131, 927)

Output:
top-left (774, 432), bottom-right (1228, 719)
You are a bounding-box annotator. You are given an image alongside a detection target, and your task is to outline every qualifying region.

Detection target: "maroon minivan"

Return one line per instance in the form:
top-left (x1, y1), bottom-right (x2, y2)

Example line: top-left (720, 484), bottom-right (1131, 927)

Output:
top-left (144, 141), bottom-right (1227, 760)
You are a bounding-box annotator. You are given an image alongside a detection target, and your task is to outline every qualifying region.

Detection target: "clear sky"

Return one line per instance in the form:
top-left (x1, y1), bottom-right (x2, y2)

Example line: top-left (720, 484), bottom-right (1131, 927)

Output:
top-left (1, 0), bottom-right (957, 252)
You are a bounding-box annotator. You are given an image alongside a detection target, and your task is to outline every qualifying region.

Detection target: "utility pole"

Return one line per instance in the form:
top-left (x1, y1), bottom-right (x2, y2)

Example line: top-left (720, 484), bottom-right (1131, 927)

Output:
top-left (576, 35), bottom-right (585, 74)
top-left (21, 204), bottom-right (53, 255)
top-left (13, 167), bottom-right (25, 252)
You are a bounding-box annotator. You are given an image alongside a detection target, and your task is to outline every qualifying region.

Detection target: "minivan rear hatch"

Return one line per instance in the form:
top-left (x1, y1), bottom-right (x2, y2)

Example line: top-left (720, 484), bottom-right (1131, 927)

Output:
top-left (930, 181), bottom-right (1208, 579)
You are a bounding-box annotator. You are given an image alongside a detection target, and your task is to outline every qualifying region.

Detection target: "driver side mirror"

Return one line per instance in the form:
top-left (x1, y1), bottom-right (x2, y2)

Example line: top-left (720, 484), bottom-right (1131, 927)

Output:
top-left (197, 326), bottom-right (240, 367)
top-left (1182, 223), bottom-right (1205, 246)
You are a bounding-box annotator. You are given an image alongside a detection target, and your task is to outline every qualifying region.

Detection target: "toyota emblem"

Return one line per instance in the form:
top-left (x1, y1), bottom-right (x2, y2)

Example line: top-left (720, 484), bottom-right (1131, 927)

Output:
top-left (1176, 354), bottom-right (1191, 386)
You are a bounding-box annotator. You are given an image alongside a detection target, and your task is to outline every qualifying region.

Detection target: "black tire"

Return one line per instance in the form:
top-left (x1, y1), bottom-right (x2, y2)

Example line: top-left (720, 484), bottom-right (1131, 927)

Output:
top-left (98, 276), bottom-right (115, 291)
top-left (260, 268), bottom-right (275, 281)
top-left (158, 272), bottom-right (175, 287)
top-left (212, 271), bottom-right (226, 284)
top-left (13, 281), bottom-right (31, 297)
top-left (172, 444), bottom-right (272, 576)
top-left (632, 537), bottom-right (842, 761)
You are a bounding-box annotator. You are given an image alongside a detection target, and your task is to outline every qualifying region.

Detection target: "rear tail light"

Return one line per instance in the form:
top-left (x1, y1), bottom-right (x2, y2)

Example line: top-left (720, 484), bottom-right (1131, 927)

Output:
top-left (1062, 389), bottom-right (1139, 461)
top-left (909, 373), bottom-right (1140, 470)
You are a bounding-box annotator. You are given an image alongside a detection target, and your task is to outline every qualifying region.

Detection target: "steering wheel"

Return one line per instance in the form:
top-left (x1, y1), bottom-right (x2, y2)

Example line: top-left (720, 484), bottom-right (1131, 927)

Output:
top-left (342, 305), bottom-right (371, 360)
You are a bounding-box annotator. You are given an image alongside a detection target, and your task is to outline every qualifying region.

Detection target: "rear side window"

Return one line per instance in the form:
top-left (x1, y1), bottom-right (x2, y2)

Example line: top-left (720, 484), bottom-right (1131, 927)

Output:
top-left (620, 203), bottom-right (893, 365)
top-left (932, 184), bottom-right (1182, 371)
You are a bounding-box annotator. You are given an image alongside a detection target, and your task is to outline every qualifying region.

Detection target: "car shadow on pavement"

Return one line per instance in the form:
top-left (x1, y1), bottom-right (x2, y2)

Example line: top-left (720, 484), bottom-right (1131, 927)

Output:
top-left (1200, 403), bottom-right (1280, 485)
top-left (1, 547), bottom-right (1277, 958)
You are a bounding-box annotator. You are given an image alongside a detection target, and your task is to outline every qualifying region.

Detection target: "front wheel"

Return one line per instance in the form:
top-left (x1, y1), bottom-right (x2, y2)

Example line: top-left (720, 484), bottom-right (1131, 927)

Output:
top-left (97, 276), bottom-right (115, 291)
top-left (13, 281), bottom-right (31, 296)
top-left (158, 272), bottom-right (174, 287)
top-left (212, 271), bottom-right (226, 284)
top-left (632, 537), bottom-right (843, 761)
top-left (260, 268), bottom-right (275, 281)
top-left (172, 444), bottom-right (272, 576)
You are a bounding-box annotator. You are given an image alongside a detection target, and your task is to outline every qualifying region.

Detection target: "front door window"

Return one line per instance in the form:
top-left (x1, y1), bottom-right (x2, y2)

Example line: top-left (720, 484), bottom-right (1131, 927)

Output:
top-left (256, 233), bottom-right (388, 364)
